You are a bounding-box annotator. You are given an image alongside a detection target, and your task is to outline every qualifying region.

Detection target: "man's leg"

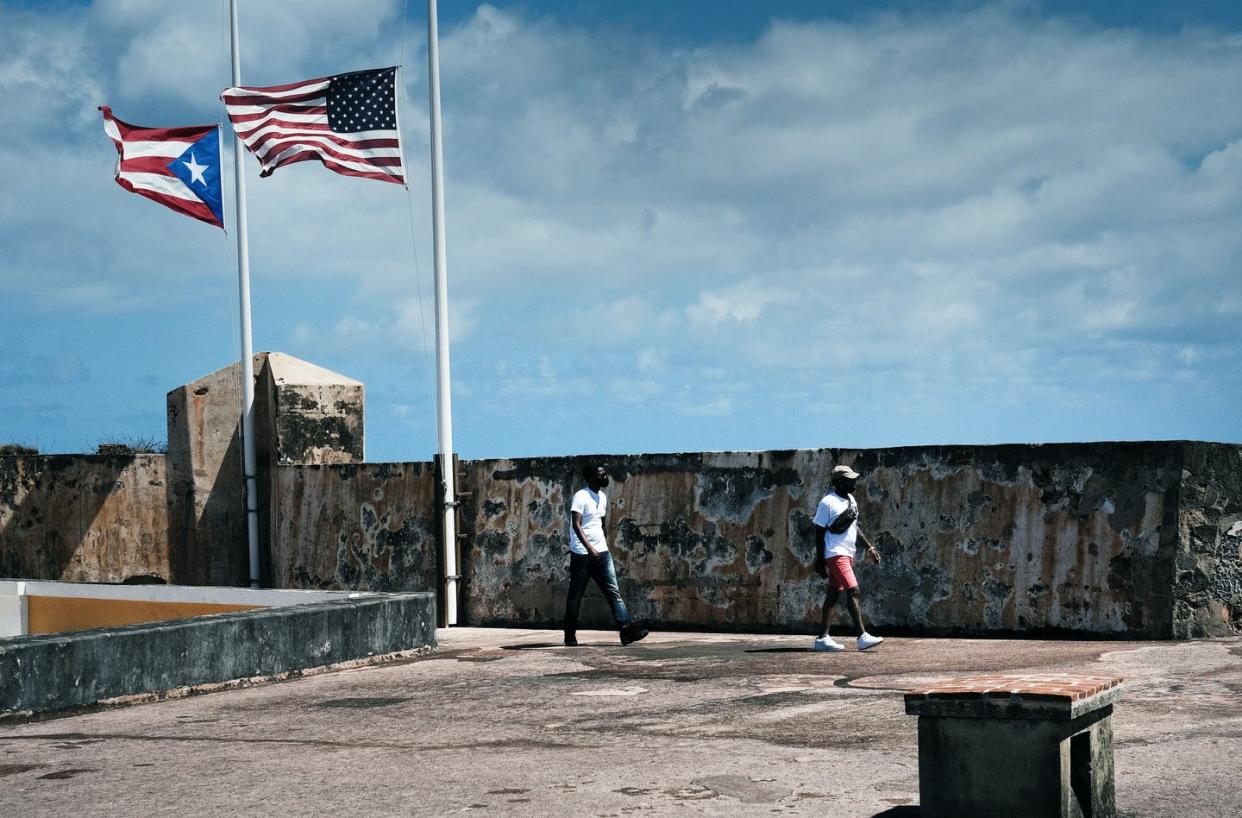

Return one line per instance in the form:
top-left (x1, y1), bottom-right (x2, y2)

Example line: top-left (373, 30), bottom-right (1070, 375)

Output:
top-left (590, 552), bottom-right (631, 627)
top-left (844, 587), bottom-right (867, 634)
top-left (847, 586), bottom-right (885, 650)
top-left (813, 586), bottom-right (845, 651)
top-left (819, 588), bottom-right (841, 638)
top-left (593, 553), bottom-right (648, 645)
top-left (563, 553), bottom-right (591, 645)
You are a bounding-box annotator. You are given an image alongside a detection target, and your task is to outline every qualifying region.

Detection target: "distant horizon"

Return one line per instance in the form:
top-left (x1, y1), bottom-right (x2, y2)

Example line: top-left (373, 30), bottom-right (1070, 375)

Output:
top-left (3, 1), bottom-right (1240, 461)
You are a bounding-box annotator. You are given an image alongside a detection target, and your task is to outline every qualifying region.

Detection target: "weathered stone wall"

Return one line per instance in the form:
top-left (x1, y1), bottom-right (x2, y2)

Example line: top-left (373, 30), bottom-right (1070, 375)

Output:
top-left (269, 463), bottom-right (438, 593)
top-left (455, 443), bottom-right (1224, 638)
top-left (1173, 443), bottom-right (1242, 637)
top-left (0, 455), bottom-right (169, 583)
top-left (7, 434), bottom-right (1236, 640)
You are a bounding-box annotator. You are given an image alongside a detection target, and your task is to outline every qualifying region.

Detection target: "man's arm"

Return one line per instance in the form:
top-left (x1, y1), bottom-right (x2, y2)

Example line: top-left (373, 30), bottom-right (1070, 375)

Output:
top-left (571, 511), bottom-right (600, 557)
top-left (813, 524), bottom-right (828, 576)
top-left (857, 528), bottom-right (881, 564)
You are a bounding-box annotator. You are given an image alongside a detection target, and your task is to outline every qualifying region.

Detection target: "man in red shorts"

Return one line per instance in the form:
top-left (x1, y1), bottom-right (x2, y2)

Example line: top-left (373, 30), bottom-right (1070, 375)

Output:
top-left (812, 464), bottom-right (884, 651)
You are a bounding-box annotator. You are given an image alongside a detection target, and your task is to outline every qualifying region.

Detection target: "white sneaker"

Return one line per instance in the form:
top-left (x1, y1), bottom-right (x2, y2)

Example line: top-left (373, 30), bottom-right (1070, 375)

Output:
top-left (857, 632), bottom-right (884, 651)
top-left (813, 636), bottom-right (845, 652)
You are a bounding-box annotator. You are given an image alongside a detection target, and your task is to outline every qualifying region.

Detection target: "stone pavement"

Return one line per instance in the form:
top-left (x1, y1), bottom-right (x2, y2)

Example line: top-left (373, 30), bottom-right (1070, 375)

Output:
top-left (1, 628), bottom-right (1239, 817)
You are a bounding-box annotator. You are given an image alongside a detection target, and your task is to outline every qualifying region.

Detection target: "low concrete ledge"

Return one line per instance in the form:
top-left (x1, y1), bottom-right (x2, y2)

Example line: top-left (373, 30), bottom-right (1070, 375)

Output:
top-left (0, 591), bottom-right (435, 717)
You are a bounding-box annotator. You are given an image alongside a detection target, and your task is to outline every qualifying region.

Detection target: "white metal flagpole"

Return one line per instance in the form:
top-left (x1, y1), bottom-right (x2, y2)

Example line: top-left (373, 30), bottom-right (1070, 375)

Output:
top-left (229, 0), bottom-right (261, 589)
top-left (427, 0), bottom-right (458, 625)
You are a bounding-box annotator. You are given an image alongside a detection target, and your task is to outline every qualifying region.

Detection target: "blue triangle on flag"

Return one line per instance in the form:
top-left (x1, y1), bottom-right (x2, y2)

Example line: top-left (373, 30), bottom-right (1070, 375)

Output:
top-left (167, 129), bottom-right (225, 229)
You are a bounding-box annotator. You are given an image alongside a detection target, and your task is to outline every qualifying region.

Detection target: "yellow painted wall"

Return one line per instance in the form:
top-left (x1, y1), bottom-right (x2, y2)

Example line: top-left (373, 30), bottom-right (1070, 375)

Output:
top-left (26, 596), bottom-right (263, 635)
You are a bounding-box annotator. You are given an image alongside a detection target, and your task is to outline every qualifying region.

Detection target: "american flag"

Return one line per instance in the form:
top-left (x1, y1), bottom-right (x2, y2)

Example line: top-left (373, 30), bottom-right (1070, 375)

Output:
top-left (221, 66), bottom-right (404, 185)
top-left (100, 106), bottom-right (225, 228)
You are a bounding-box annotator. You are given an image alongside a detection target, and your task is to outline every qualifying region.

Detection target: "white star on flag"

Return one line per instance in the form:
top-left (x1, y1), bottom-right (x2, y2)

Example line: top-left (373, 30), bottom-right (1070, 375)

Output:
top-left (183, 153), bottom-right (208, 186)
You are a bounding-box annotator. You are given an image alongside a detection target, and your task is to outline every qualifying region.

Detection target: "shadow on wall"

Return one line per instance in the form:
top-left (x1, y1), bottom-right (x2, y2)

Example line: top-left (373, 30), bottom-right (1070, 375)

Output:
top-left (0, 454), bottom-right (170, 583)
top-left (165, 419), bottom-right (248, 587)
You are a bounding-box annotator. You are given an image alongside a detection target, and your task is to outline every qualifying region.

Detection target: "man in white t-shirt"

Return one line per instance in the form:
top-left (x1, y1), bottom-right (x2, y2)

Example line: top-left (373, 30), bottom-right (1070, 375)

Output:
top-left (811, 464), bottom-right (884, 652)
top-left (564, 462), bottom-right (648, 647)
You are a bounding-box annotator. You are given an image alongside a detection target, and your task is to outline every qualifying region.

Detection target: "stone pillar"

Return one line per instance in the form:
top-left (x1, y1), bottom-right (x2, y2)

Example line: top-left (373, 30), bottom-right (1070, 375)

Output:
top-left (252, 352), bottom-right (365, 465)
top-left (166, 352), bottom-right (364, 587)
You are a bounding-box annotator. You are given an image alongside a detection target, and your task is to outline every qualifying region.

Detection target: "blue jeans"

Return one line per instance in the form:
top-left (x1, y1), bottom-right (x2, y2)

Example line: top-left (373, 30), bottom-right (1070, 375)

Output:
top-left (564, 551), bottom-right (631, 631)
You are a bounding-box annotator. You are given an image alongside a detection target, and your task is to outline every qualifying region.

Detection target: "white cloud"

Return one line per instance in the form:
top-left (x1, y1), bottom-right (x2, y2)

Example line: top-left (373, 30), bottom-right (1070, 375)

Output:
top-left (308, 294), bottom-right (476, 360)
top-left (3, 2), bottom-right (1242, 455)
top-left (687, 279), bottom-right (796, 326)
top-left (0, 8), bottom-right (102, 135)
top-left (636, 348), bottom-right (665, 373)
top-left (682, 397), bottom-right (731, 417)
top-left (93, 0), bottom-right (402, 103)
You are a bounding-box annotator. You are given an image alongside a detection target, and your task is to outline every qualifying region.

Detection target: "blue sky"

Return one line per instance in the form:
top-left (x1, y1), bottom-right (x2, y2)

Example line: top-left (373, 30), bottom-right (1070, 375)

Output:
top-left (1, 1), bottom-right (1240, 460)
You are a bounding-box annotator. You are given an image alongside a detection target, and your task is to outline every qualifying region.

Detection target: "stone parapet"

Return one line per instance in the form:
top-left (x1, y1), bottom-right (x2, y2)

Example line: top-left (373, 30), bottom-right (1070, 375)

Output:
top-left (449, 443), bottom-right (1239, 637)
top-left (0, 591), bottom-right (435, 717)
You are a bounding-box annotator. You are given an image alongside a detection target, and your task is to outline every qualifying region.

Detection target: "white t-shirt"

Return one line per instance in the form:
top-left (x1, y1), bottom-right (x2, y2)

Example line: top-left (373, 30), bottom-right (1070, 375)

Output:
top-left (569, 488), bottom-right (608, 555)
top-left (813, 492), bottom-right (858, 559)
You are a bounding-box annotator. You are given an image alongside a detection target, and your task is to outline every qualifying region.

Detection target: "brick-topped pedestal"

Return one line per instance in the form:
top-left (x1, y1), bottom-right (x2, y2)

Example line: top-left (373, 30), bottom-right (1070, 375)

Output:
top-left (905, 673), bottom-right (1123, 818)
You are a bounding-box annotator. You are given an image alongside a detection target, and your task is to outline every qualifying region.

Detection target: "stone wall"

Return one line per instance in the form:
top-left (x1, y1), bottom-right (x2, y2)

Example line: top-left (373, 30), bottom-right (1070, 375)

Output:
top-left (1173, 442), bottom-right (1242, 637)
top-left (457, 444), bottom-right (1190, 637)
top-left (4, 429), bottom-right (1237, 639)
top-left (0, 455), bottom-right (169, 584)
top-left (269, 463), bottom-right (438, 593)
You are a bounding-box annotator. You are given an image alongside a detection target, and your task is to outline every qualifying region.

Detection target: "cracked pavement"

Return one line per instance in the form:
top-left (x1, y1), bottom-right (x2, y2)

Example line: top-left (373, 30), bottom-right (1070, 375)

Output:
top-left (2, 628), bottom-right (1240, 816)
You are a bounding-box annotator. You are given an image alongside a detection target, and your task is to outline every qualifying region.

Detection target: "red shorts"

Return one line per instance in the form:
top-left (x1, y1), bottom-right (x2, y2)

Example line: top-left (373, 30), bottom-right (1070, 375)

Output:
top-left (825, 556), bottom-right (858, 591)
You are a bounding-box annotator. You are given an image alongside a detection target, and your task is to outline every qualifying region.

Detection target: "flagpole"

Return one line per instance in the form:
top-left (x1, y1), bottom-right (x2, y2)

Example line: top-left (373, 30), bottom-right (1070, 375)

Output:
top-left (427, 0), bottom-right (458, 625)
top-left (229, 0), bottom-right (261, 589)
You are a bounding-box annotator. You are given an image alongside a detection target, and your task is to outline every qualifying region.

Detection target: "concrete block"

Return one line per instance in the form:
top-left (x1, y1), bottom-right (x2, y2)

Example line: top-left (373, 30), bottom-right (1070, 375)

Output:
top-left (905, 673), bottom-right (1122, 817)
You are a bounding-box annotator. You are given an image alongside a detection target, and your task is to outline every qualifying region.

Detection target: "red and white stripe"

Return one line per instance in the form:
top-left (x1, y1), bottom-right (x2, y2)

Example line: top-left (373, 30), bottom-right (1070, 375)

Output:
top-left (221, 75), bottom-right (404, 185)
top-left (100, 106), bottom-right (222, 228)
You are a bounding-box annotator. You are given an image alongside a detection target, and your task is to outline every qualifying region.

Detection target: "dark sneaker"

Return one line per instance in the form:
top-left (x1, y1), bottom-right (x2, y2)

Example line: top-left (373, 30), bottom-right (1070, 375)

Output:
top-left (564, 631), bottom-right (578, 647)
top-left (620, 625), bottom-right (648, 646)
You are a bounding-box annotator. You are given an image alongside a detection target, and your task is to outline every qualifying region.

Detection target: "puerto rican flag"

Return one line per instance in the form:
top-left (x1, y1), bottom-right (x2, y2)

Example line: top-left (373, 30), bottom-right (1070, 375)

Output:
top-left (100, 106), bottom-right (225, 229)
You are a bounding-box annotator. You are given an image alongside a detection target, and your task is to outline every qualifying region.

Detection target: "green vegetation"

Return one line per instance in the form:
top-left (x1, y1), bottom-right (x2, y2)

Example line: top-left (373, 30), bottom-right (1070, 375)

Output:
top-left (95, 436), bottom-right (168, 455)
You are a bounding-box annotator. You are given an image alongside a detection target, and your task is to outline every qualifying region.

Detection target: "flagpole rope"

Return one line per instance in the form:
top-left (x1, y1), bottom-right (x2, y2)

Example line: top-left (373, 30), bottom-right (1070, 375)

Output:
top-left (400, 0), bottom-right (409, 72)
